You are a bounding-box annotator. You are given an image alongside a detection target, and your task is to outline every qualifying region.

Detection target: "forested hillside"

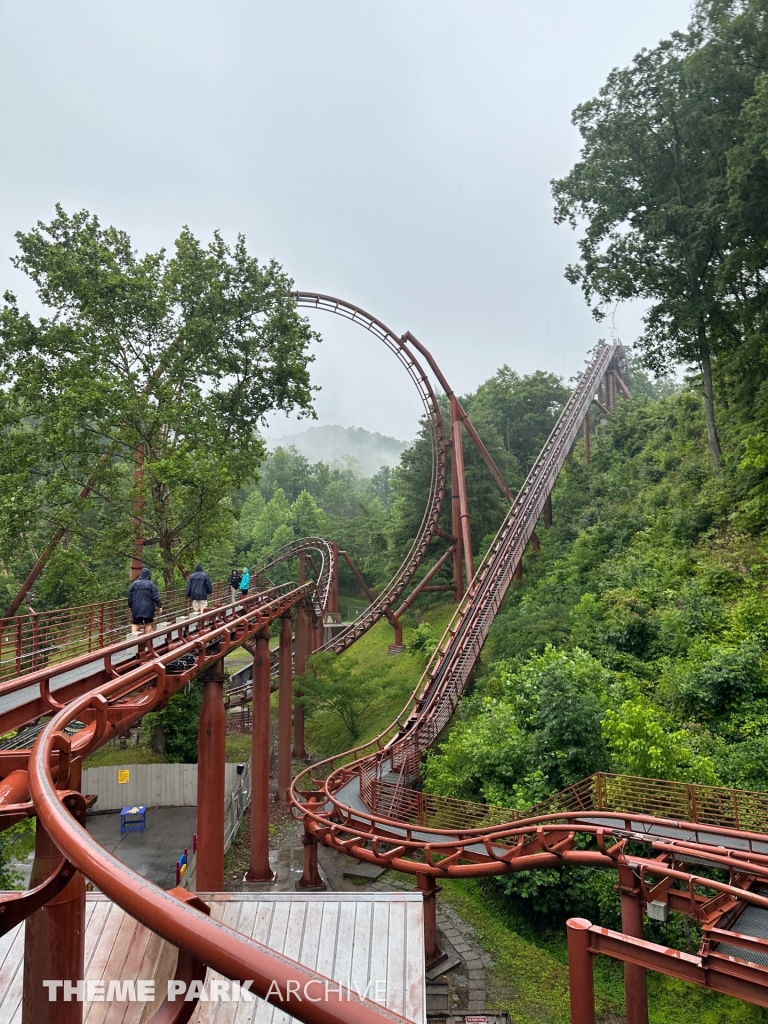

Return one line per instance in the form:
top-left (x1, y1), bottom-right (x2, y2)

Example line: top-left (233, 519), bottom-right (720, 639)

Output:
top-left (422, 369), bottom-right (761, 903)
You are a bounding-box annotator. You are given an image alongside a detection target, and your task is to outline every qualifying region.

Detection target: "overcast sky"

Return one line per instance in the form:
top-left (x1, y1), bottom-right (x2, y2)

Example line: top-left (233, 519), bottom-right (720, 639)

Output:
top-left (0, 1), bottom-right (694, 442)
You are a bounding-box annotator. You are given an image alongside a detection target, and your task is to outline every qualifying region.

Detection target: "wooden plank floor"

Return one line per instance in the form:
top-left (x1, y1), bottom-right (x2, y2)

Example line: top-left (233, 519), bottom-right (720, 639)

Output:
top-left (0, 893), bottom-right (425, 1024)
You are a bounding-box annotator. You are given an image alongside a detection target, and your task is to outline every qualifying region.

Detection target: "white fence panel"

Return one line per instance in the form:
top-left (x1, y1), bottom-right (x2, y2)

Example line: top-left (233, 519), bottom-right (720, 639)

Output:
top-left (82, 762), bottom-right (246, 811)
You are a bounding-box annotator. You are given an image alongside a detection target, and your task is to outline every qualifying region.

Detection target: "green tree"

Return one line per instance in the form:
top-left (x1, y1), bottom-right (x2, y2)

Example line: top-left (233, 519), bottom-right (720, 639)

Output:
top-left (603, 698), bottom-right (718, 783)
top-left (0, 206), bottom-right (318, 591)
top-left (468, 367), bottom-right (569, 477)
top-left (297, 652), bottom-right (381, 742)
top-left (290, 490), bottom-right (327, 537)
top-left (142, 680), bottom-right (203, 763)
top-left (551, 10), bottom-right (762, 472)
top-left (251, 488), bottom-right (292, 553)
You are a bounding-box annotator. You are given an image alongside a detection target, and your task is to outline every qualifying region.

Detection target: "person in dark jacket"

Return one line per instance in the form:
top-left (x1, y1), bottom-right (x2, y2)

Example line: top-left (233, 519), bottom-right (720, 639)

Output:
top-left (186, 563), bottom-right (213, 614)
top-left (228, 568), bottom-right (242, 604)
top-left (128, 568), bottom-right (162, 634)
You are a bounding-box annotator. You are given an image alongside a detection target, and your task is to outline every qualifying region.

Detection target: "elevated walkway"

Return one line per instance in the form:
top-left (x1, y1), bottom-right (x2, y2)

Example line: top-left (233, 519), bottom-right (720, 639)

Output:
top-left (0, 892), bottom-right (425, 1024)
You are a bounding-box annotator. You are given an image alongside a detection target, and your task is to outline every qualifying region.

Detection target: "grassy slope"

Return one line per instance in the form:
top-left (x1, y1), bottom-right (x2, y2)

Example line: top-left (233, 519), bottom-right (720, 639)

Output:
top-left (84, 732), bottom-right (252, 766)
top-left (304, 601), bottom-right (457, 756)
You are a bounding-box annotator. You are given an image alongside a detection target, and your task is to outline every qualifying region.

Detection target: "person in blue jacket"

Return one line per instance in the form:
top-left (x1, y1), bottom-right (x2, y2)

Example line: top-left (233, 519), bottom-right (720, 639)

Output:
top-left (186, 563), bottom-right (212, 614)
top-left (239, 566), bottom-right (250, 598)
top-left (127, 568), bottom-right (163, 634)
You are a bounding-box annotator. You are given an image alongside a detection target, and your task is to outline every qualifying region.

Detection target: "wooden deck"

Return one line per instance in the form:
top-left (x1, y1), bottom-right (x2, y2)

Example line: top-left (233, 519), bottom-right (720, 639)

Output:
top-left (0, 892), bottom-right (425, 1024)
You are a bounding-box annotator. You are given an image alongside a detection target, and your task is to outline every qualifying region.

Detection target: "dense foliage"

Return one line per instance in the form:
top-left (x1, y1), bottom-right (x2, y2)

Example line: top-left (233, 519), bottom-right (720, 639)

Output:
top-left (553, 0), bottom-right (768, 477)
top-left (422, 373), bottom-right (768, 930)
top-left (0, 207), bottom-right (317, 604)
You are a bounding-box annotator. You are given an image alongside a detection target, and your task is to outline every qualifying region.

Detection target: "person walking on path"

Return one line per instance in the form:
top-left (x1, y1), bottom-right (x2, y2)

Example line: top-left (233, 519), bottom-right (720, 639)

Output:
top-left (228, 568), bottom-right (242, 604)
top-left (239, 566), bottom-right (250, 599)
top-left (186, 563), bottom-right (212, 614)
top-left (128, 568), bottom-right (162, 635)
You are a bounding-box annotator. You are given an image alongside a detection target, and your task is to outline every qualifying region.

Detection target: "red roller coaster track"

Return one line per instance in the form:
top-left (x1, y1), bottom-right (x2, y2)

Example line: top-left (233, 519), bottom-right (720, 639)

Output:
top-left (0, 295), bottom-right (765, 1024)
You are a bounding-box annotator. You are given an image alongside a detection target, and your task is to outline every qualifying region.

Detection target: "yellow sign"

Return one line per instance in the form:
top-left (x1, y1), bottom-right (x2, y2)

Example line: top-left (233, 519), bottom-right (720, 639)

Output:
top-left (118, 769), bottom-right (130, 785)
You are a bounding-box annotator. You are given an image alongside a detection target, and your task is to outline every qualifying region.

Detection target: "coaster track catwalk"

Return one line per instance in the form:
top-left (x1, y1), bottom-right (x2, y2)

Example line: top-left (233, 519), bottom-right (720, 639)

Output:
top-left (1, 295), bottom-right (767, 1024)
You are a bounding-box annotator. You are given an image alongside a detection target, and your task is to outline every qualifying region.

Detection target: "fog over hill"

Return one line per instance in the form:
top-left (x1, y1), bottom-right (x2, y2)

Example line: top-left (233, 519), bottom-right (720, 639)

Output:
top-left (268, 424), bottom-right (409, 477)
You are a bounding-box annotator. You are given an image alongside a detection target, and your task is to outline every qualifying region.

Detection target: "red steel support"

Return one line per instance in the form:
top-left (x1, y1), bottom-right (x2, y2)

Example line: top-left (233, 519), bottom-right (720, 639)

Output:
top-left (393, 543), bottom-right (456, 619)
top-left (417, 873), bottom-right (444, 966)
top-left (513, 561), bottom-right (523, 581)
top-left (196, 657), bottom-right (226, 891)
top-left (296, 826), bottom-right (326, 890)
top-left (615, 373), bottom-right (632, 401)
top-left (23, 774), bottom-right (86, 1024)
top-left (341, 549), bottom-right (376, 603)
top-left (567, 918), bottom-right (596, 1024)
top-left (312, 615), bottom-right (323, 653)
top-left (329, 541), bottom-right (339, 614)
top-left (292, 602), bottom-right (310, 758)
top-left (276, 612), bottom-right (293, 803)
top-left (583, 414), bottom-right (590, 464)
top-left (619, 868), bottom-right (649, 1024)
top-left (296, 793), bottom-right (325, 891)
top-left (450, 396), bottom-right (474, 587)
top-left (543, 493), bottom-right (553, 528)
top-left (246, 630), bottom-right (274, 882)
top-left (449, 438), bottom-right (464, 603)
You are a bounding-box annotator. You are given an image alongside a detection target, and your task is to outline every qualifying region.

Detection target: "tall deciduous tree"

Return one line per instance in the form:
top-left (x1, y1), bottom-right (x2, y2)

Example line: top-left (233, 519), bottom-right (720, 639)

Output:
top-left (551, 12), bottom-right (760, 473)
top-left (0, 207), bottom-right (318, 595)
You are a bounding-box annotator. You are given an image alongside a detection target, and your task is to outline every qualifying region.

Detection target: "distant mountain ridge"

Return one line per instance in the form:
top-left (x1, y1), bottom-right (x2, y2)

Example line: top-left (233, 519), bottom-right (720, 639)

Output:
top-left (268, 424), bottom-right (409, 477)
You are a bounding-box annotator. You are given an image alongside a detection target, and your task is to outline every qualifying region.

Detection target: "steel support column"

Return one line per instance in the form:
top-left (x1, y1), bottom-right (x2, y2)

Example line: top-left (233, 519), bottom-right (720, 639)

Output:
top-left (449, 438), bottom-right (464, 603)
top-left (312, 615), bottom-right (323, 654)
top-left (608, 371), bottom-right (616, 410)
top-left (417, 873), bottom-right (444, 966)
top-left (22, 808), bottom-right (85, 1023)
top-left (196, 658), bottom-right (226, 891)
top-left (450, 395), bottom-right (473, 587)
top-left (246, 630), bottom-right (274, 882)
top-left (292, 603), bottom-right (310, 758)
top-left (543, 493), bottom-right (553, 528)
top-left (296, 796), bottom-right (326, 890)
top-left (619, 869), bottom-right (649, 1024)
top-left (567, 918), bottom-right (596, 1024)
top-left (276, 612), bottom-right (293, 803)
top-left (583, 414), bottom-right (590, 464)
top-left (329, 541), bottom-right (339, 614)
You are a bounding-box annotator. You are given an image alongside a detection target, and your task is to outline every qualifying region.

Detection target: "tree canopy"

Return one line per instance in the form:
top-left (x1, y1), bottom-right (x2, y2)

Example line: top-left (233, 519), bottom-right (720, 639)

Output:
top-left (552, 0), bottom-right (768, 473)
top-left (0, 207), bottom-right (318, 591)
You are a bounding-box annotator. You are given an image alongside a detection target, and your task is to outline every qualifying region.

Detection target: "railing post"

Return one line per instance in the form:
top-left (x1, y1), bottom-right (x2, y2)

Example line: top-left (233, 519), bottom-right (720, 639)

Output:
top-left (196, 657), bottom-right (226, 891)
top-left (566, 919), bottom-right (595, 1024)
top-left (245, 629), bottom-right (275, 882)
